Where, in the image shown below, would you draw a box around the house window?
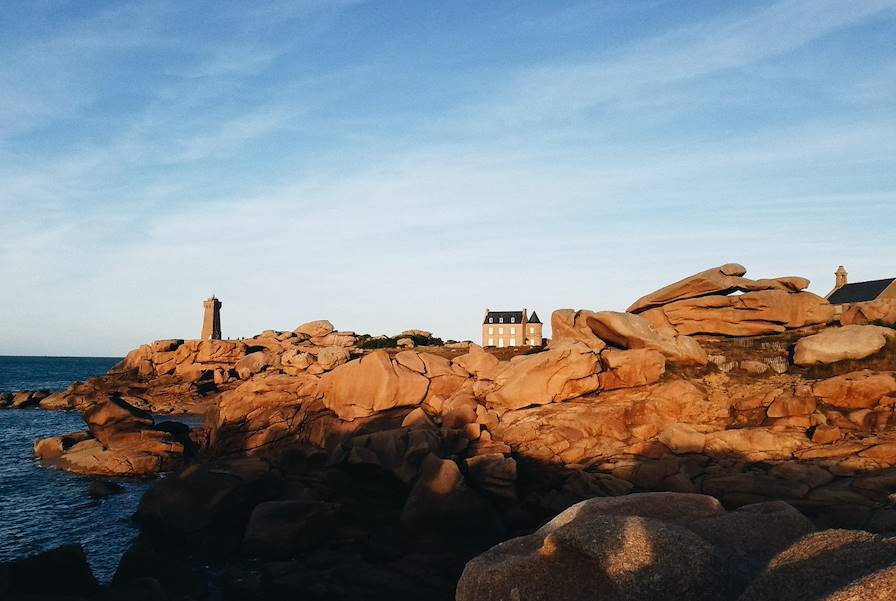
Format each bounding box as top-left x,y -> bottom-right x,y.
498,338 -> 505,347
529,326 -> 534,334
488,338 -> 494,346
488,327 -> 493,335
499,327 -> 504,335
510,327 -> 515,335
499,317 -> 503,323
489,318 -> 493,323
510,317 -> 515,323
510,338 -> 516,346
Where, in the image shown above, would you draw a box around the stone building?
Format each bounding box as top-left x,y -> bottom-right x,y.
826,266 -> 896,304
482,308 -> 543,348
201,296 -> 222,340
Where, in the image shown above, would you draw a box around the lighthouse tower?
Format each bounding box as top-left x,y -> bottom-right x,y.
201,296 -> 222,340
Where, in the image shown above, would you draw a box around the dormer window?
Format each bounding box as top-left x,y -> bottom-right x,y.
499,318 -> 503,323
489,318 -> 493,323
510,317 -> 515,323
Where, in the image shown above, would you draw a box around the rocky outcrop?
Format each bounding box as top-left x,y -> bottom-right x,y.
0,389 -> 50,409
0,544 -> 98,599
484,343 -> 601,410
549,309 -> 607,351
794,324 -> 895,365
627,263 -> 809,314
318,351 -> 430,420
738,529 -> 896,601
456,493 -> 815,601
627,264 -> 835,338
841,298 -> 896,327
16,264 -> 896,598
585,310 -> 708,366
642,290 -> 834,337
31,321 -> 361,416
35,396 -> 193,476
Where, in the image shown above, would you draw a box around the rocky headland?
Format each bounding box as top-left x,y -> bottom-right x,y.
5,263 -> 896,600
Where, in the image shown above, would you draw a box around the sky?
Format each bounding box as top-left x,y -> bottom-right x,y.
1,0 -> 895,356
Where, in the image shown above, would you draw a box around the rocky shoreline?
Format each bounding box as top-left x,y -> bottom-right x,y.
4,263 -> 896,600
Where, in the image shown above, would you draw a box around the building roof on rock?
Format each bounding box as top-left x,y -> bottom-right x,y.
827,278 -> 895,304
484,311 -> 524,324
527,311 -> 542,324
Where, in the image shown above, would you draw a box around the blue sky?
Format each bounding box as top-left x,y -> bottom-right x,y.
1,0 -> 895,356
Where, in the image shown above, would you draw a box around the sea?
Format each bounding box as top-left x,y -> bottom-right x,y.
0,356 -> 202,582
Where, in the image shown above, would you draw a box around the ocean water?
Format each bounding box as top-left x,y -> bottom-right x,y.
0,356 -> 199,582
0,355 -> 121,393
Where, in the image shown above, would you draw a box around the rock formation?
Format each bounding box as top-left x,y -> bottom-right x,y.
456,493 -> 816,601
14,263 -> 896,599
35,396 -> 194,476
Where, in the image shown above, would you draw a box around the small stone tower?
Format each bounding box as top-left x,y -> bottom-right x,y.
201,296 -> 222,340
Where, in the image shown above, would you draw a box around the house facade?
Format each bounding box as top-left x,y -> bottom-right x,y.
826,266 -> 896,304
482,308 -> 543,348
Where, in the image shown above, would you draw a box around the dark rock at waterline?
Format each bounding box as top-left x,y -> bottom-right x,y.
0,389 -> 51,409
104,576 -> 169,601
0,543 -> 98,598
113,536 -> 207,600
88,479 -> 126,498
134,457 -> 283,557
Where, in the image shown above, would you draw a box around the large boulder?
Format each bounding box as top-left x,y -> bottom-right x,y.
456,493 -> 728,601
738,529 -> 896,601
294,319 -> 334,339
82,396 -> 154,445
234,351 -> 270,380
841,298 -> 896,327
210,373 -> 321,455
135,458 -> 280,542
642,290 -> 834,337
453,344 -> 500,379
549,309 -> 607,351
703,428 -> 808,462
813,370 -> 896,410
627,263 -> 809,314
1,544 -> 98,598
484,342 -> 601,410
395,351 -> 468,401
318,351 -> 429,420
794,325 -> 895,366
314,346 -> 351,371
113,537 -> 207,599
401,454 -> 502,542
36,431 -> 185,476
585,311 -> 708,366
242,500 -> 340,558
599,348 -> 666,390
687,502 -> 816,593
195,339 -> 247,364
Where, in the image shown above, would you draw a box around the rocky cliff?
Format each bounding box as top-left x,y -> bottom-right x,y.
16,263 -> 896,600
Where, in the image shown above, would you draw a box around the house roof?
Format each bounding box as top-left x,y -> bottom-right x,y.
484,311 -> 523,324
528,311 -> 542,324
827,278 -> 895,304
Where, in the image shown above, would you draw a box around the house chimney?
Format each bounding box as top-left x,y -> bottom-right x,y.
522,307 -> 528,324
835,265 -> 848,289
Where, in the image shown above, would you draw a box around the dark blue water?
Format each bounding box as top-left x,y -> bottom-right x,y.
0,355 -> 121,392
0,356 -> 200,582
